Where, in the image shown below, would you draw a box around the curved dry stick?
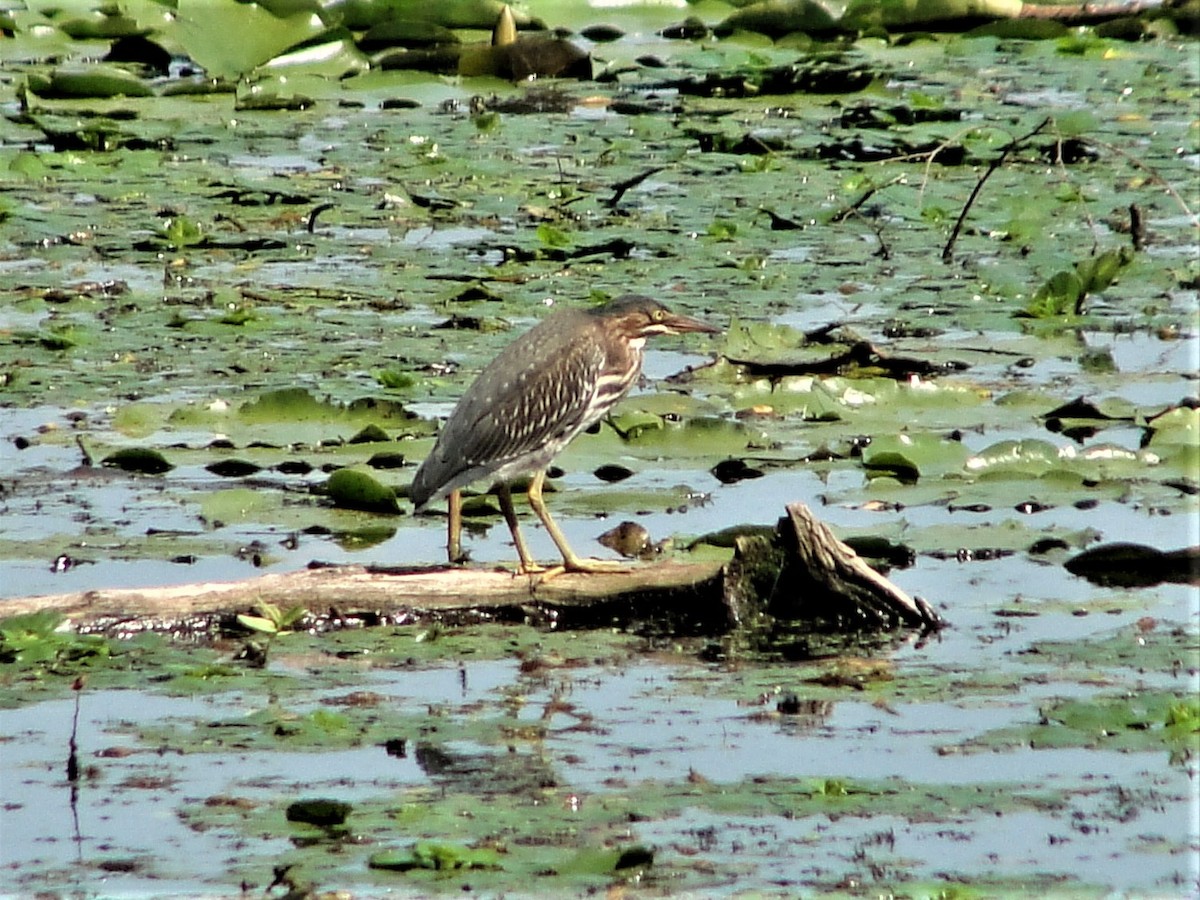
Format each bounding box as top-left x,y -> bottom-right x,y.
942,116 -> 1053,263
1082,136 -> 1196,223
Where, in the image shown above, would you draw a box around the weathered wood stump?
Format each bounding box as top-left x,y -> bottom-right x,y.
727,503 -> 942,631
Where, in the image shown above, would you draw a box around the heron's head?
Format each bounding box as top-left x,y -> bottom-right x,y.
591,294 -> 719,341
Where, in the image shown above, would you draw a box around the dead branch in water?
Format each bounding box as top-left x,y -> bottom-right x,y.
4,503 -> 944,638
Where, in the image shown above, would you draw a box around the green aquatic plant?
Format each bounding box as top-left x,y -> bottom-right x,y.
236,601 -> 308,638
0,612 -> 110,669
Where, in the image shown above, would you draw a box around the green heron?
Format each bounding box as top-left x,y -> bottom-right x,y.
410,294 -> 719,574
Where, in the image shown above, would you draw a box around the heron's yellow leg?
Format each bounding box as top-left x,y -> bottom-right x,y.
447,488 -> 464,564
526,471 -> 627,577
496,483 -> 547,575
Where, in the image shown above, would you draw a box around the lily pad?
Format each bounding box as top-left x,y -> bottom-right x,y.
171,0 -> 332,80
1065,542 -> 1200,588
286,798 -> 353,827
27,65 -> 154,99
326,468 -> 401,514
101,447 -> 174,474
861,433 -> 971,480
368,841 -> 502,872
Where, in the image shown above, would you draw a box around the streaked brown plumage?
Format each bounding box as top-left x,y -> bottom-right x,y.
411,295 -> 718,574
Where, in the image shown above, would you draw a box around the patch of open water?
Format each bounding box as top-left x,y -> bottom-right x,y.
636,806 -> 1196,895
2,653 -> 1195,894
401,224 -> 497,249
227,153 -> 324,174
0,662 -> 521,889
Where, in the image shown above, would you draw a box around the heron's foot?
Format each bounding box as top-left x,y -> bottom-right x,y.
511,558 -> 629,581
541,557 -> 630,581
512,561 -> 552,577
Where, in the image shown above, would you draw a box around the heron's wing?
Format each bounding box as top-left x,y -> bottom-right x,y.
410,315 -> 608,504
457,327 -> 607,467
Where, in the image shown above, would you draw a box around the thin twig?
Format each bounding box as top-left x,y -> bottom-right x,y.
1046,124 -> 1101,256
942,116 -> 1053,263
841,208 -> 891,260
307,202 -> 335,233
1130,203 -> 1146,252
830,174 -> 907,223
605,166 -> 667,208
67,676 -> 83,783
74,435 -> 92,467
68,676 -> 84,861
916,123 -> 987,205
1082,136 -> 1196,222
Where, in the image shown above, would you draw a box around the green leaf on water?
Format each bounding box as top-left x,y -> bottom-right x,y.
608,410 -> 664,440
8,151 -> 48,179
39,326 -> 79,351
326,468 -> 401,514
920,204 -> 950,225
28,65 -> 154,99
170,0 -> 332,80
536,223 -> 571,249
374,369 -> 417,390
814,777 -> 851,797
1147,406 -> 1199,449
286,798 -> 353,827
844,0 -> 1024,30
966,439 -> 1062,477
338,0 -> 529,30
237,601 -> 308,635
348,423 -> 390,444
473,111 -> 501,133
102,447 -> 174,474
163,215 -> 203,249
791,380 -> 844,421
236,615 -> 278,635
199,488 -> 277,525
260,34 -> 370,79
1056,30 -> 1108,56
1024,249 -> 1133,318
1025,269 -> 1084,318
1054,110 -> 1098,137
239,388 -> 335,423
331,524 -> 397,550
1076,248 -> 1132,293
862,433 -> 971,480
1065,542 -> 1199,588
1165,700 -> 1199,732
560,844 -> 653,875
0,611 -> 111,667
722,317 -> 808,360
369,841 -> 502,871
0,612 -> 69,662
216,306 -> 258,326
307,708 -> 352,735
706,219 -> 738,241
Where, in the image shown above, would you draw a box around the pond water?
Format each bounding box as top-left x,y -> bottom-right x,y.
3,642 -> 1196,894
1,1 -> 1198,896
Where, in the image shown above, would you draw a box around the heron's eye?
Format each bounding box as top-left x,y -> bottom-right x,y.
652,309 -> 665,322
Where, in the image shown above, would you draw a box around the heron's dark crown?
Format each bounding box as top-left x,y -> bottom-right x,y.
587,294 -> 718,339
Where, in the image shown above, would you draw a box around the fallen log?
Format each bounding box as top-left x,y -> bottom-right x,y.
4,560 -> 729,638
2,503 -> 944,637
